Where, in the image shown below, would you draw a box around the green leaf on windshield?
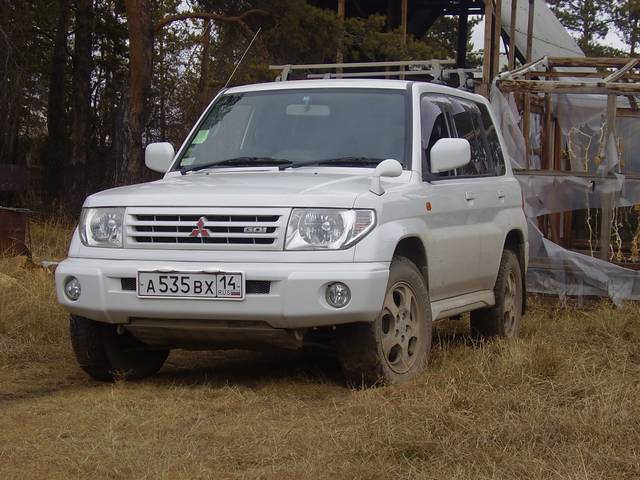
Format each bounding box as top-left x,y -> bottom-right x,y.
192,130 -> 209,144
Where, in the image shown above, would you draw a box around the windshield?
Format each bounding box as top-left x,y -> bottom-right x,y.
176,89 -> 408,171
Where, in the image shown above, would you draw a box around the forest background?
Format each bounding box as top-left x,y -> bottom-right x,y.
1,0 -> 637,214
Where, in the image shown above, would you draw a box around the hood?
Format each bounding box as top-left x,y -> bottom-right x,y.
84,168 -> 411,208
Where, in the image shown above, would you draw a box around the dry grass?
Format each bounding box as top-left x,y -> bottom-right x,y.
1,220 -> 640,479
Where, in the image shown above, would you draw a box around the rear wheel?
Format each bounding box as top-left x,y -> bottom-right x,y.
70,316 -> 169,381
336,256 -> 432,387
470,249 -> 523,339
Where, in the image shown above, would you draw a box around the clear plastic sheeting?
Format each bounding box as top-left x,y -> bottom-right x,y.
517,174 -> 640,217
490,83 -> 640,304
527,220 -> 640,305
490,85 -> 538,170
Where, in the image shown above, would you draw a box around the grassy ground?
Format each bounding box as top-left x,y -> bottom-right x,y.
1,220 -> 640,479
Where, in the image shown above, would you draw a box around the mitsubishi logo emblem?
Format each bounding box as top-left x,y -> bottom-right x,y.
189,217 -> 210,238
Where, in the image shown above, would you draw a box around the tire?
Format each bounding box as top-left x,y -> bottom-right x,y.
69,315 -> 169,381
470,249 -> 523,340
336,256 -> 432,387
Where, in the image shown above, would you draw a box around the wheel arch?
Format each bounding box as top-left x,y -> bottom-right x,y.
393,236 -> 429,290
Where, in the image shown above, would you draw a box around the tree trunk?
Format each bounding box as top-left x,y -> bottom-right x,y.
116,0 -> 154,185
68,0 -> 94,210
43,0 -> 71,205
0,2 -> 22,168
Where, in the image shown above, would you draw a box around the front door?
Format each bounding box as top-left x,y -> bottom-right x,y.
418,93 -> 507,300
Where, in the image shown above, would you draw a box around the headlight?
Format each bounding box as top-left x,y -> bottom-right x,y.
79,207 -> 124,248
285,209 -> 375,250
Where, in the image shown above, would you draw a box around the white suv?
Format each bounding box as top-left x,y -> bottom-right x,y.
55,79 -> 528,386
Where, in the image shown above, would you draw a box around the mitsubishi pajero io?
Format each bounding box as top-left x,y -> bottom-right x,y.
55,79 -> 528,386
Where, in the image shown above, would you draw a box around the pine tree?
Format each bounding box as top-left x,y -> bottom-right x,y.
547,0 -> 612,55
612,0 -> 640,54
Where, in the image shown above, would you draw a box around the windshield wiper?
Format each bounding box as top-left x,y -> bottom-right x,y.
280,157 -> 387,170
181,157 -> 292,174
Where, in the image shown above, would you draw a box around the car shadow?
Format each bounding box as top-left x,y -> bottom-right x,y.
432,317 -> 475,349
152,320 -> 476,388
153,348 -> 345,388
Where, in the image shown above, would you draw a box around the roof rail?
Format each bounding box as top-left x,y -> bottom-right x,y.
268,60 -> 481,88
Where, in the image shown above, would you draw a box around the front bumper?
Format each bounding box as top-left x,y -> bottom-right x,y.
55,258 -> 389,329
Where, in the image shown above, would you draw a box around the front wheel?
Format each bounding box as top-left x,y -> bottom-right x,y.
336,256 -> 432,387
70,316 -> 169,381
470,249 -> 523,339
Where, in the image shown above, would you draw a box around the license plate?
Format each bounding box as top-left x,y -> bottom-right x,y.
137,271 -> 244,300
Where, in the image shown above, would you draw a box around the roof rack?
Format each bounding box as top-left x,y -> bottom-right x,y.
269,60 -> 481,86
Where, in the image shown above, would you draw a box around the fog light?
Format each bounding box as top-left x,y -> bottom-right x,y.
64,277 -> 81,301
326,282 -> 350,308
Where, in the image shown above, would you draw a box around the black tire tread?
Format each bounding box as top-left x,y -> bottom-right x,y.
69,316 -> 168,381
470,249 -> 522,339
337,256 -> 432,387
69,316 -> 113,380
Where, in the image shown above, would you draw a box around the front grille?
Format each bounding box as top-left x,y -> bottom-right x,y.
125,207 -> 289,250
120,278 -> 271,294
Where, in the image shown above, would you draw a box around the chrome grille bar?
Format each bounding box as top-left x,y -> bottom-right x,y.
125,207 -> 290,250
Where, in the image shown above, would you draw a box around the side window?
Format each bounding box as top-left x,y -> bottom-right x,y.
477,103 -> 506,175
420,95 -> 506,179
449,99 -> 491,176
420,96 -> 451,179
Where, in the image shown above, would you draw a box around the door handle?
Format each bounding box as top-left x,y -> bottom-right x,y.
465,191 -> 475,201
497,190 -> 506,199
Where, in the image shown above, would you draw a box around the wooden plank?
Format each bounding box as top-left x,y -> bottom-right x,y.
400,0 -> 408,79
525,71 -> 640,79
523,93 -> 531,168
481,0 -> 494,97
502,56 -> 547,79
548,57 -> 636,68
492,0 -> 502,78
603,58 -> 639,83
456,13 -> 469,67
599,94 -> 618,261
541,94 -> 552,170
497,79 -> 640,95
541,93 -> 560,243
401,0 -> 407,44
508,0 -> 517,70
553,119 -> 573,248
336,0 -> 345,68
526,0 -> 534,62
617,108 -> 640,117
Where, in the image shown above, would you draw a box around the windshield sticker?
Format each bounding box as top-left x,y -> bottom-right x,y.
192,130 -> 209,144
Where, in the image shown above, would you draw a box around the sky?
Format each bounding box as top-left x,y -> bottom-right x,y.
470,17 -> 628,54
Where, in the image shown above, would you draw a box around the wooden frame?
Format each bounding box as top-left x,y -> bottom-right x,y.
498,56 -> 640,264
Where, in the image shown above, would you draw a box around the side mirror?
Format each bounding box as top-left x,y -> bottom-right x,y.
145,142 -> 175,173
430,138 -> 471,173
370,158 -> 403,196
